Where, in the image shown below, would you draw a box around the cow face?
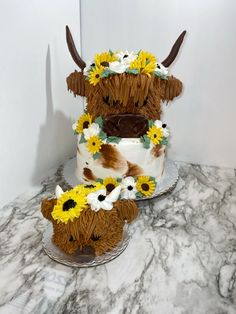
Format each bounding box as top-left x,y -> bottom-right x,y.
41,184 -> 139,256
66,26 -> 185,130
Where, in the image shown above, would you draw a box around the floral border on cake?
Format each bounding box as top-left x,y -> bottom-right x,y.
73,113 -> 169,160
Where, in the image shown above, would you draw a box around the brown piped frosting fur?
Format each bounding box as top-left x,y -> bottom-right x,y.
41,198 -> 139,256
67,72 -> 182,121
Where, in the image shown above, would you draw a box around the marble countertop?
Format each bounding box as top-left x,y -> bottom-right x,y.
0,161 -> 236,314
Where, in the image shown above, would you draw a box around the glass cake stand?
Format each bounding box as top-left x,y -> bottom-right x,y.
42,224 -> 130,267
63,157 -> 179,201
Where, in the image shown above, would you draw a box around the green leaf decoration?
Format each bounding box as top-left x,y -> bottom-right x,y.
135,191 -> 143,199
125,68 -> 139,75
95,116 -> 103,128
154,71 -> 168,80
140,135 -> 150,148
142,134 -> 151,149
79,134 -> 86,144
143,141 -> 150,149
140,136 -> 145,144
109,49 -> 114,56
160,137 -> 168,146
101,69 -> 116,78
99,130 -> 107,140
149,176 -> 156,182
116,177 -> 122,183
74,130 -> 78,135
93,152 -> 101,160
148,120 -> 154,128
96,178 -> 103,183
106,136 -> 122,144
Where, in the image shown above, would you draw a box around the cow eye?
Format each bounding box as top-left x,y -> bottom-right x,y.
103,96 -> 110,105
91,234 -> 101,241
143,97 -> 148,106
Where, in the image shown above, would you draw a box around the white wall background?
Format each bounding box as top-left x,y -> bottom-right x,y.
0,0 -> 83,207
81,0 -> 236,168
1,0 -> 236,207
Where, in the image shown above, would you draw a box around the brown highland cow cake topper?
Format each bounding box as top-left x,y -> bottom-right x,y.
66,26 -> 186,138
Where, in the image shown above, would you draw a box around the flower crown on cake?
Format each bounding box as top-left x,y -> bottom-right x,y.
51,176 -> 157,223
83,50 -> 168,86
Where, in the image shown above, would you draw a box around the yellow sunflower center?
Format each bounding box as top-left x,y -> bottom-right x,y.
102,177 -> 118,193
141,183 -> 150,191
87,135 -> 103,154
147,125 -> 164,145
106,183 -> 115,192
52,189 -> 87,224
62,199 -> 77,211
136,176 -> 156,197
83,121 -> 90,129
76,113 -> 92,134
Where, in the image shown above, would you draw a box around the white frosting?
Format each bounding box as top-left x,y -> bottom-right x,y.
87,186 -> 121,212
76,136 -> 165,183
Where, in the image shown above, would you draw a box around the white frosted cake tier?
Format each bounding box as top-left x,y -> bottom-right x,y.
76,136 -> 166,183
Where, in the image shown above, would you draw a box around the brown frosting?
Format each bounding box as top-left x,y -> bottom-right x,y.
103,114 -> 148,138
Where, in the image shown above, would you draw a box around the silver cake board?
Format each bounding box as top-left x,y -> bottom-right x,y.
63,157 -> 179,201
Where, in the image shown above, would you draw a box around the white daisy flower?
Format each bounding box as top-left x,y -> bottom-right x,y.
115,51 -> 138,65
155,63 -> 168,76
109,61 -> 127,74
83,61 -> 95,76
154,120 -> 169,138
162,124 -> 169,138
72,122 -> 77,131
154,120 -> 162,128
87,185 -> 121,212
83,123 -> 101,140
120,177 -> 137,199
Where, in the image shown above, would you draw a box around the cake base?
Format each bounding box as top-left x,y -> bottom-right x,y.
42,223 -> 130,268
63,157 -> 179,201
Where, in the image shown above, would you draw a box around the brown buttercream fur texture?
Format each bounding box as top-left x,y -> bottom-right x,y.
67,71 -> 182,120
41,198 -> 139,256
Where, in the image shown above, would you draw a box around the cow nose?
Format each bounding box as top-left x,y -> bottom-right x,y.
75,245 -> 95,262
103,113 -> 148,138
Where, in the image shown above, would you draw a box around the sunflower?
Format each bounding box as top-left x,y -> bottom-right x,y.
94,52 -> 118,67
76,113 -> 92,134
129,50 -> 156,77
136,176 -> 156,197
87,135 -> 103,154
147,125 -> 164,145
138,51 -> 156,64
141,61 -> 156,76
103,177 -> 119,193
74,182 -> 105,195
89,66 -> 104,86
52,189 -> 87,224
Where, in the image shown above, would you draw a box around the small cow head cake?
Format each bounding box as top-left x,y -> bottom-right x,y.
41,183 -> 139,256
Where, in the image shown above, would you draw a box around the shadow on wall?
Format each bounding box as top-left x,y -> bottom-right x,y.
32,46 -> 75,185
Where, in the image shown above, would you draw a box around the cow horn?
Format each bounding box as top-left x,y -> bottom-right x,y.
162,30 -> 186,67
55,185 -> 64,199
66,25 -> 86,70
